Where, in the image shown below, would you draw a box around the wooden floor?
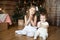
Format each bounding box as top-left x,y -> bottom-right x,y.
0,25 -> 60,40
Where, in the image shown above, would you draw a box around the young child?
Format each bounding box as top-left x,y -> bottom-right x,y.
34,13 -> 49,40
15,6 -> 37,37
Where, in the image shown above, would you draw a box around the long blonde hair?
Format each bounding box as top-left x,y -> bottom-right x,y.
26,6 -> 36,19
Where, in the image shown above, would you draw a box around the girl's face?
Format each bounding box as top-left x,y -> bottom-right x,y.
40,15 -> 46,22
29,7 -> 35,15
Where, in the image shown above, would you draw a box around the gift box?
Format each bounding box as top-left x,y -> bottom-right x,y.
18,19 -> 24,29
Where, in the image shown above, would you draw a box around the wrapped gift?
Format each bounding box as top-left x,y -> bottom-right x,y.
18,19 -> 24,29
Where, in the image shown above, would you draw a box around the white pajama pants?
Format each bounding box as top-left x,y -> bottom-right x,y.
15,25 -> 37,37
34,28 -> 48,40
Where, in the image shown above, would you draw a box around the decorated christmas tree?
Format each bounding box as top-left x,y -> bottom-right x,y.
12,0 -> 46,23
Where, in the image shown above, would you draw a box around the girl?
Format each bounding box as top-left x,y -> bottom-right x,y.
15,6 -> 37,37
34,13 -> 49,40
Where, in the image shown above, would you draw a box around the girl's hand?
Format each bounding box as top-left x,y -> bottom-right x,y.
29,15 -> 33,20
